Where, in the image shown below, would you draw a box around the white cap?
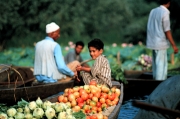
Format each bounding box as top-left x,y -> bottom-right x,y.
46,22 -> 60,33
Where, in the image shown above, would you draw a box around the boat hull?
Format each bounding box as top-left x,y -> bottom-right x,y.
0,80 -> 74,105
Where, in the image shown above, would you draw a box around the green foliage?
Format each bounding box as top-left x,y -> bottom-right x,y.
0,99 -> 28,113
1,0 -> 180,49
72,110 -> 86,119
111,64 -> 128,84
1,43 -> 180,70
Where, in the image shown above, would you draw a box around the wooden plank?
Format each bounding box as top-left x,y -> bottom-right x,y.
133,100 -> 180,117
0,80 -> 74,105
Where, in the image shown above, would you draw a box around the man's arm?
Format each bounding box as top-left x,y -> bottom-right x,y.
54,44 -> 74,77
165,30 -> 178,54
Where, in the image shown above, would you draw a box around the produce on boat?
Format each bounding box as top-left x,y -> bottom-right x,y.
0,81 -> 123,119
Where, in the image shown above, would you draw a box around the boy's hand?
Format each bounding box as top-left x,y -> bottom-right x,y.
76,65 -> 82,71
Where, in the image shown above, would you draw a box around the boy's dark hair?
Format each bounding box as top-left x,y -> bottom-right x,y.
76,41 -> 84,48
88,38 -> 104,50
159,0 -> 171,5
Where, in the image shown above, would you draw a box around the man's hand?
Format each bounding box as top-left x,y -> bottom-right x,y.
173,46 -> 178,54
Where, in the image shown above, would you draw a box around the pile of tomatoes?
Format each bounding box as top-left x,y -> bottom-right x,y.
58,81 -> 121,119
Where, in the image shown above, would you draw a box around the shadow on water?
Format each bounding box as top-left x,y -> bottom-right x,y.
118,95 -> 149,119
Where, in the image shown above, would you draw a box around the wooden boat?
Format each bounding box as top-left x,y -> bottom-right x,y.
123,70 -> 163,100
0,80 -> 75,105
0,64 -> 75,105
43,81 -> 124,119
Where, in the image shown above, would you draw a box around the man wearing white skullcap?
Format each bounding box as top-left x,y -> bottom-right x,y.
46,22 -> 60,33
34,22 -> 78,83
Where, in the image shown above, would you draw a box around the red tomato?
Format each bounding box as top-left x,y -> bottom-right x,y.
83,104 -> 90,111
90,88 -> 97,95
106,99 -> 113,106
81,93 -> 89,101
77,97 -> 84,104
78,102 -> 84,108
63,97 -> 68,103
89,101 -> 96,107
68,88 -> 74,94
79,89 -> 87,96
108,93 -> 115,101
91,106 -> 98,111
94,92 -> 101,98
101,103 -> 107,109
101,86 -> 110,93
58,95 -> 64,102
97,107 -> 102,112
72,106 -> 81,112
68,94 -> 75,102
99,98 -> 106,104
90,115 -> 98,119
96,102 -> 102,108
88,93 -> 93,99
73,92 -> 80,98
86,109 -> 91,114
73,86 -> 80,92
89,80 -> 97,86
101,93 -> 108,99
92,96 -> 98,102
86,99 -> 91,105
86,116 -> 91,119
71,100 -> 77,107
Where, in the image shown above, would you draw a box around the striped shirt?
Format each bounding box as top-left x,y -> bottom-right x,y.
81,55 -> 112,87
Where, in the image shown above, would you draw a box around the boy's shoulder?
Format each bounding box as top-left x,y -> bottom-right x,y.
96,55 -> 108,61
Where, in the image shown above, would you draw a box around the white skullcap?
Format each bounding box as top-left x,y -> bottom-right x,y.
46,22 -> 60,33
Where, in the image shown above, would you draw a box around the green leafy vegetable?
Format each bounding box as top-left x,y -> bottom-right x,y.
111,64 -> 128,84
72,110 -> 86,119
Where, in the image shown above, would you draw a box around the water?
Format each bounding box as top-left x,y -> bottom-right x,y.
118,95 -> 149,119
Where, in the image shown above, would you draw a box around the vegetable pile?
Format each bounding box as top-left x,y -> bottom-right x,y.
0,97 -> 85,119
58,80 -> 121,119
0,81 -> 121,119
138,54 -> 152,70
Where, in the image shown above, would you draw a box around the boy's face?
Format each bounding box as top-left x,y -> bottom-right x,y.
89,47 -> 103,59
75,45 -> 83,55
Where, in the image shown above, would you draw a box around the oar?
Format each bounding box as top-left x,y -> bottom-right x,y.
80,58 -> 93,65
132,100 -> 180,117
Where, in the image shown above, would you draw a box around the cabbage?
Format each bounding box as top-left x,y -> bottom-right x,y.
14,112 -> 24,119
42,100 -> 52,110
66,108 -> 72,115
66,115 -> 76,119
24,113 -> 33,119
58,111 -> 67,119
17,108 -> 23,113
54,103 -> 65,112
7,108 -> 17,117
24,105 -> 30,113
28,101 -> 37,110
33,108 -> 44,119
45,107 -> 56,119
0,113 -> 8,119
36,97 -> 43,107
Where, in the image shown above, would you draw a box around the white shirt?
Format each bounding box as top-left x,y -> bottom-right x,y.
146,5 -> 171,50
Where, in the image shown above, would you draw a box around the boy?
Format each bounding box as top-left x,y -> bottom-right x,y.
76,38 -> 112,87
64,41 -> 85,64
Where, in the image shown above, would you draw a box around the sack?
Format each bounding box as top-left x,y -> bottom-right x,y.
10,67 -> 34,82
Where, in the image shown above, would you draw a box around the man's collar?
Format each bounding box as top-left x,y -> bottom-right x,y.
160,5 -> 170,13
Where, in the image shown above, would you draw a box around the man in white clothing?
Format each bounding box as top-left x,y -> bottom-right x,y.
146,0 -> 178,80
